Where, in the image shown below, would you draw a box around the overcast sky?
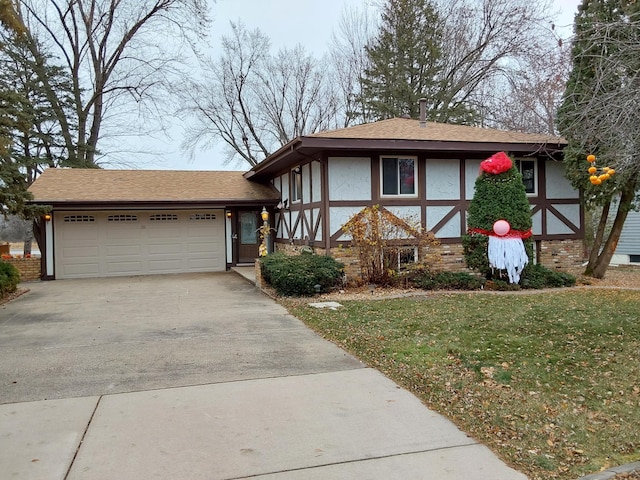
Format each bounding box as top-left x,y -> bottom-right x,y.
135,0 -> 583,172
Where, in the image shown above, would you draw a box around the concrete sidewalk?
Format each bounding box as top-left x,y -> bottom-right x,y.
0,273 -> 527,479
1,370 -> 526,480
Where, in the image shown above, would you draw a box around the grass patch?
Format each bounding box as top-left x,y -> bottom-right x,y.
281,290 -> 640,480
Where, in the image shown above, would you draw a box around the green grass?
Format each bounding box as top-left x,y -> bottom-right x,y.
281,290 -> 640,480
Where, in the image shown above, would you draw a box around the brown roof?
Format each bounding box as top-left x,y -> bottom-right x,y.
247,117 -> 566,179
309,117 -> 566,144
29,169 -> 280,204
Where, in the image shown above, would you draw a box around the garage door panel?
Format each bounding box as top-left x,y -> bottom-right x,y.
148,259 -> 183,273
186,258 -> 221,270
105,244 -> 142,256
55,210 -> 225,279
147,243 -> 182,255
106,228 -> 142,241
61,226 -> 99,243
147,226 -> 180,239
62,246 -> 99,258
63,263 -> 100,277
187,241 -> 220,253
106,261 -> 143,275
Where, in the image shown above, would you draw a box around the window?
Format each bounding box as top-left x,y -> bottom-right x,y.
149,214 -> 178,221
291,167 -> 302,202
189,213 -> 216,221
64,215 -> 95,222
384,246 -> 417,273
381,157 -> 416,196
515,159 -> 537,195
107,214 -> 138,222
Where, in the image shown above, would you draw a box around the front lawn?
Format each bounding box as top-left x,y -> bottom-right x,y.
282,289 -> 640,480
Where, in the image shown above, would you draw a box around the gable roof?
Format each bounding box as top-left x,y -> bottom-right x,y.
29,169 -> 280,206
309,117 -> 565,144
247,117 -> 566,179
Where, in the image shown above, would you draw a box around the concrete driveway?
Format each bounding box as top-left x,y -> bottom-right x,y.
0,272 -> 361,404
0,273 -> 526,480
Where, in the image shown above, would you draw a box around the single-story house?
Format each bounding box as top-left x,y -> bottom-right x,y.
29,115 -> 584,280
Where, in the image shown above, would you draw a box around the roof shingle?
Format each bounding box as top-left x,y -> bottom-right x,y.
309,117 -> 566,144
28,169 -> 279,203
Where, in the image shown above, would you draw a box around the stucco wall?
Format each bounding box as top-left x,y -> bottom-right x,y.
328,157 -> 371,201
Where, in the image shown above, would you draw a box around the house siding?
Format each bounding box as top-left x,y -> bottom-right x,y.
615,211 -> 640,262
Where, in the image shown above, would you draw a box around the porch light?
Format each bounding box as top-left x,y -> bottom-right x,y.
44,214 -> 52,221
226,211 -> 232,218
261,207 -> 269,222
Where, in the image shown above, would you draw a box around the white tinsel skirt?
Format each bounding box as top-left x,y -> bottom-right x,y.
487,236 -> 529,284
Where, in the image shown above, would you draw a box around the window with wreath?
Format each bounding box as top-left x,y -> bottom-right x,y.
381,157 -> 416,196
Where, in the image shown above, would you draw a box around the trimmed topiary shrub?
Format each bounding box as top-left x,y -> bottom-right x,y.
410,269 -> 485,291
260,251 -> 344,296
0,261 -> 20,297
463,156 -> 533,282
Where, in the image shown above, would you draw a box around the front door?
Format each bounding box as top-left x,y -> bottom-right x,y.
237,210 -> 260,263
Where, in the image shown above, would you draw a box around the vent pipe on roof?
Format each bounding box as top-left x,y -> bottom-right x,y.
419,98 -> 427,128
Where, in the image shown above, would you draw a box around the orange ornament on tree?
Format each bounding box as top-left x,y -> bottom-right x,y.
587,154 -> 596,163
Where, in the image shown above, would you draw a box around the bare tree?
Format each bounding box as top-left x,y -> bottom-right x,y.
328,2 -> 377,126
431,0 -> 558,124
13,0 -> 210,167
328,0 -> 560,126
484,40 -> 570,135
182,22 -> 340,168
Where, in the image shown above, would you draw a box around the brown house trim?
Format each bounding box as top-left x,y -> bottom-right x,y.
247,136 -> 566,180
38,200 -> 279,210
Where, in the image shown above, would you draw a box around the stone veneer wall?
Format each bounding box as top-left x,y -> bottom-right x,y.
2,257 -> 41,281
275,239 -> 585,283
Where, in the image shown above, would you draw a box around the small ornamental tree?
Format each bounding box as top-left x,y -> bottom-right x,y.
342,205 -> 439,285
463,152 -> 533,283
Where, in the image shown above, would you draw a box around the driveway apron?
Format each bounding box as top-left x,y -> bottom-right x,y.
0,273 -> 526,479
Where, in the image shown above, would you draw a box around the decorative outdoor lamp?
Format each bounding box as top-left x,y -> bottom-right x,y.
259,207 -> 270,256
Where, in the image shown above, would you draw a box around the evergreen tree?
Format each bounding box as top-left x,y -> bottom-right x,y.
0,34 -> 71,218
360,0 -> 445,120
557,0 -> 640,278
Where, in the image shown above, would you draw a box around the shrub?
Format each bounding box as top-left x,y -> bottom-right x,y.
521,264 -> 576,289
411,269 -> 484,291
342,205 -> 439,285
463,160 -> 533,282
0,261 -> 20,297
260,251 -> 344,296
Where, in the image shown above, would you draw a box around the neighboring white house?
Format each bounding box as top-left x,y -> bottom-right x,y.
613,210 -> 640,265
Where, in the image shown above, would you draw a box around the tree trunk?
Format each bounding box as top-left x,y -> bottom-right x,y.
586,199 -> 610,269
585,174 -> 638,278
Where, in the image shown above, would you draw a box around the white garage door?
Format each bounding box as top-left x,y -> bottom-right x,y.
54,210 -> 225,279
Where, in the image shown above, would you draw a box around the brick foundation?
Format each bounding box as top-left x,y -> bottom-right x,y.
2,257 -> 41,282
274,239 -> 585,283
537,239 -> 584,271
